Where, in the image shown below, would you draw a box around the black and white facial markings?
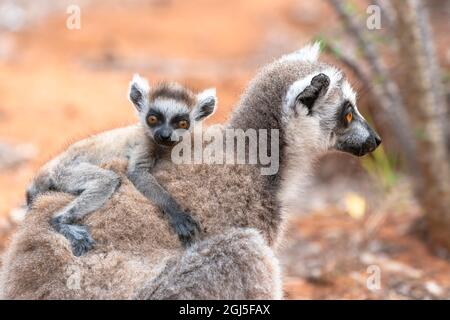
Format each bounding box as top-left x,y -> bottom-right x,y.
128,74 -> 217,147
283,64 -> 381,157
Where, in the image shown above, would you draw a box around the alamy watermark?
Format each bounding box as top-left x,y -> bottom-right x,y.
170,124 -> 280,176
366,264 -> 381,291
66,5 -> 81,30
65,265 -> 81,290
366,4 -> 382,30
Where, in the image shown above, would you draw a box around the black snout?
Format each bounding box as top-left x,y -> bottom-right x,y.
155,128 -> 176,146
361,135 -> 380,155
159,130 -> 171,140
336,128 -> 382,157
375,135 -> 382,147
356,122 -> 382,156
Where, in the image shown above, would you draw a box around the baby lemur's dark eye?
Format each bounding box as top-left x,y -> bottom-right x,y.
178,120 -> 189,129
147,115 -> 158,125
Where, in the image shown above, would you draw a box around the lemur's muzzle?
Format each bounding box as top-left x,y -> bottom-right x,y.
359,133 -> 382,156
154,127 -> 177,147
336,121 -> 382,157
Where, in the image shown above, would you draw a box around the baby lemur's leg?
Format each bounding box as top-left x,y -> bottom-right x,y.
127,151 -> 200,246
51,162 -> 121,256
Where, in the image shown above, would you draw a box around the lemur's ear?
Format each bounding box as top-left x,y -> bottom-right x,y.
296,73 -> 330,113
193,88 -> 217,121
284,73 -> 330,116
128,74 -> 150,112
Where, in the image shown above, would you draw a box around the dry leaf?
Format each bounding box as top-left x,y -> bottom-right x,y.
344,192 -> 366,220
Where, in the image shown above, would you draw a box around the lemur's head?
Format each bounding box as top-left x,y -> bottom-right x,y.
128,74 -> 217,146
280,43 -> 381,157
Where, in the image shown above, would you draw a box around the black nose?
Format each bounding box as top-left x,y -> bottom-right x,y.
375,135 -> 382,147
160,131 -> 171,140
157,128 -> 172,141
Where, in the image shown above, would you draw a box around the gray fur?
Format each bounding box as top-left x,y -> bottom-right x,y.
134,228 -> 281,299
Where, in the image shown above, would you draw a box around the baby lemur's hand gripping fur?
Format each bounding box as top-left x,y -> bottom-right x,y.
26,74 -> 217,256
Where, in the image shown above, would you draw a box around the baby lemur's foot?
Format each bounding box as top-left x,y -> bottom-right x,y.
52,218 -> 95,256
170,212 -> 200,247
60,224 -> 95,256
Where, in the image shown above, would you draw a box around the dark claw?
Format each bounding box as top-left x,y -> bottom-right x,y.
55,223 -> 95,256
170,212 -> 200,247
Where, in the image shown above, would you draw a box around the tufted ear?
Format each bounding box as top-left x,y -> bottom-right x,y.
193,88 -> 217,121
279,42 -> 321,63
284,73 -> 331,117
128,74 -> 150,113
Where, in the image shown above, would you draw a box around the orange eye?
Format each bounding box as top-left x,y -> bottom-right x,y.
178,120 -> 189,129
147,115 -> 158,125
346,112 -> 353,123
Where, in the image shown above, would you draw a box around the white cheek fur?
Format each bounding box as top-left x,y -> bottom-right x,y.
342,80 -> 357,106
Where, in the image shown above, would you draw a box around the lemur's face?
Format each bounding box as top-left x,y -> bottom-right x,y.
128,74 -> 217,147
331,97 -> 381,156
145,99 -> 192,147
283,69 -> 381,157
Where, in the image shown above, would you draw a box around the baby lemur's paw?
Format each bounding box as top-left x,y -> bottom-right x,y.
170,212 -> 200,247
56,223 -> 95,257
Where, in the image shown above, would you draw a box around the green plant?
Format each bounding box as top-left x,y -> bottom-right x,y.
361,144 -> 398,190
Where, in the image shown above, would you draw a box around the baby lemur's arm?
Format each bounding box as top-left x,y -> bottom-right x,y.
127,147 -> 199,246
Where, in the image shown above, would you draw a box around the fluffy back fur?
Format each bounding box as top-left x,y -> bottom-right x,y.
0,43 -> 367,299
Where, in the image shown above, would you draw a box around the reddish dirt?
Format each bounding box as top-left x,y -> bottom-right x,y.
282,208 -> 450,299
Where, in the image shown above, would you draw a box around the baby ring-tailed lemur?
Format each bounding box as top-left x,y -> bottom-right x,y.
26,74 -> 217,256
